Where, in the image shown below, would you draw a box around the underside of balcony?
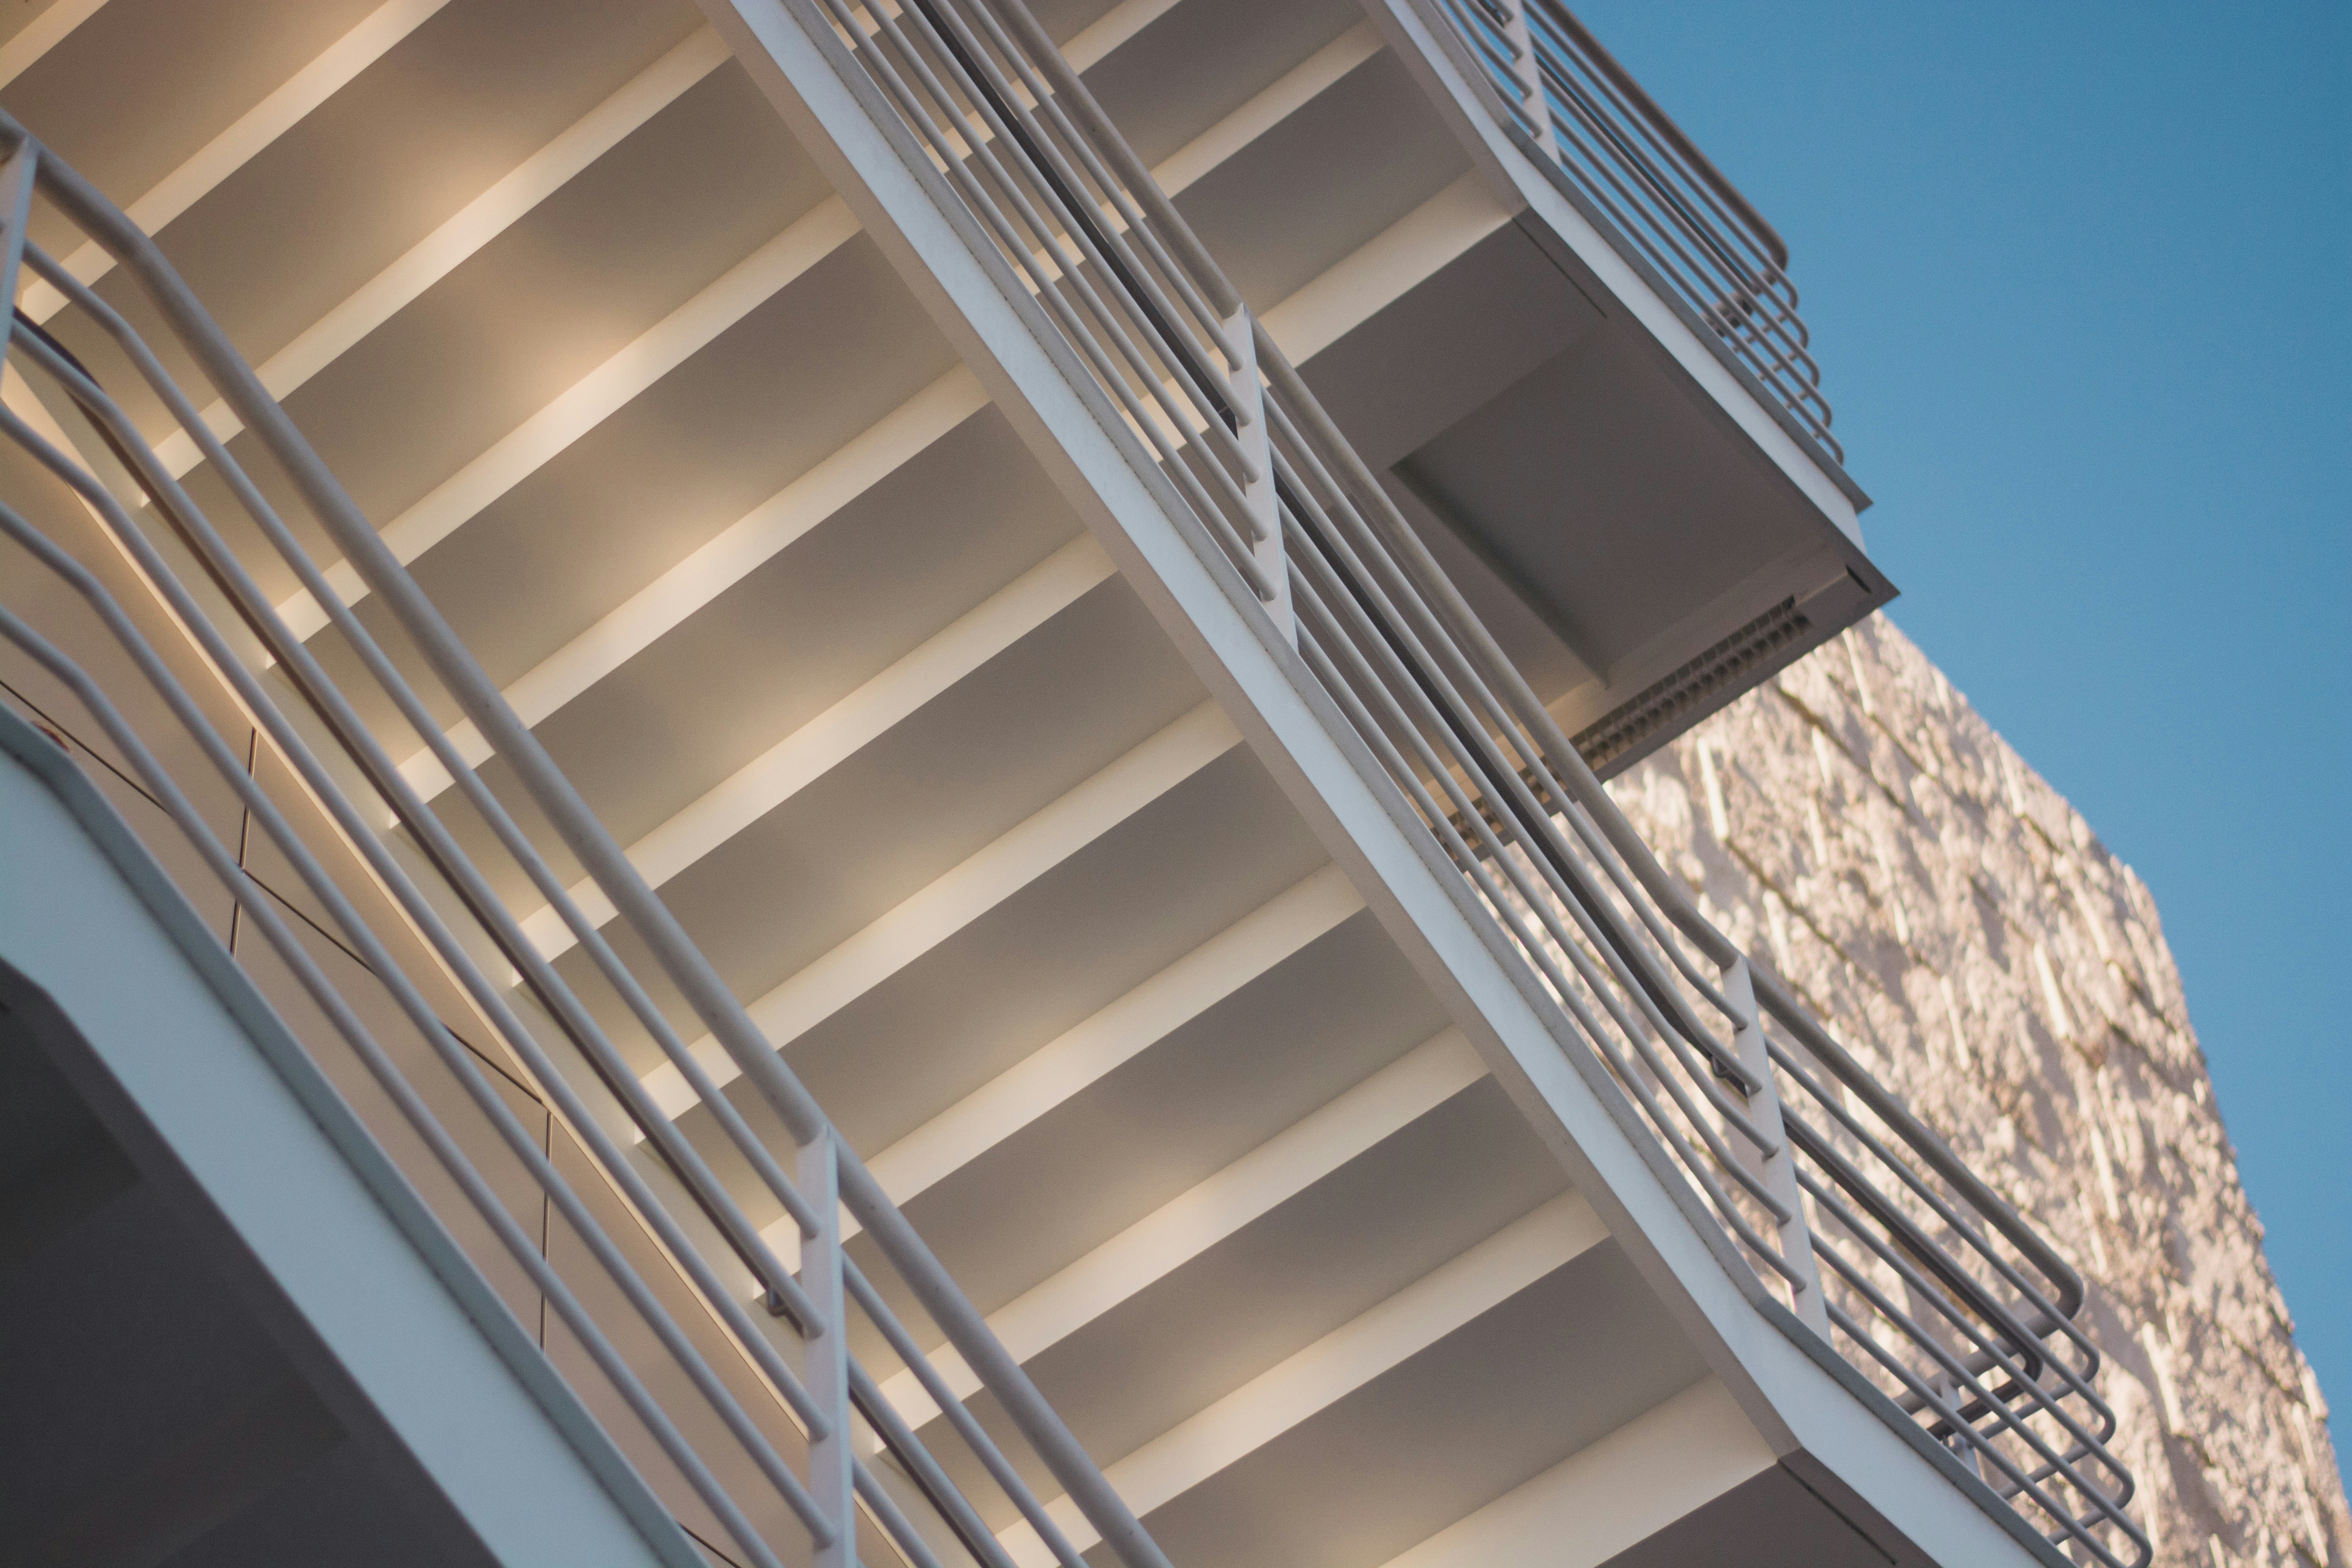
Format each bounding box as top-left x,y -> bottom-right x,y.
0,4 -> 2126,1568
1036,0 -> 1892,774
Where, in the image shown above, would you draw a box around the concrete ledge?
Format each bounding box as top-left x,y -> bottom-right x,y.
0,705 -> 700,1568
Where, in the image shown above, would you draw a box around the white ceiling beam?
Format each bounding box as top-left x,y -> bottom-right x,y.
999,1193 -> 1607,1566
1091,19 -> 1509,369
1259,171 -> 1513,365
1061,0 -> 1181,73
636,697 -> 1241,1117
1149,22 -> 1382,198
0,0 -> 112,90
522,529 -> 1118,958
22,0 -> 458,319
848,862 -> 1367,1216
398,364 -> 987,800
362,9 -> 1435,826
145,27 -> 732,479
868,1025 -> 1484,1420
239,5 -> 1386,658
1375,1377 -> 1773,1568
275,190 -> 858,638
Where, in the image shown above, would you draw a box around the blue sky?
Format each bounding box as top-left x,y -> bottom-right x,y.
1566,1 -> 2350,1421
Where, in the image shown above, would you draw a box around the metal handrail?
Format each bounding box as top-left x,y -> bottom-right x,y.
1427,0 -> 1842,463
1526,3 -> 1789,269
0,0 -> 2130,1554
0,118 -> 1172,1568
1266,325 -> 2141,1565
797,3 -> 2143,1561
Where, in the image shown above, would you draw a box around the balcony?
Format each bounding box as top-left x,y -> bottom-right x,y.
0,4 -> 2136,1567
1042,0 -> 1888,774
1434,0 -> 1840,459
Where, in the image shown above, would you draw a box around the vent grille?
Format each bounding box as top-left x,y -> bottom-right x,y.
1573,597 -> 1810,771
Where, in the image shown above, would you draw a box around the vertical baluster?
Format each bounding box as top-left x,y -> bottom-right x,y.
1726,957 -> 1830,1333
1495,1 -> 1559,159
800,1129 -> 855,1567
1223,307 -> 1291,643
0,137 -> 38,330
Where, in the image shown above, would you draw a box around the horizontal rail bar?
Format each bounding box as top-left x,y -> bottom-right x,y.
0,102 -> 1176,1568
1421,0 -> 1842,460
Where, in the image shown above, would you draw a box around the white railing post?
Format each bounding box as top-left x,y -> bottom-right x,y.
1224,308 -> 1292,644
0,138 -> 38,330
1495,1 -> 1559,159
799,1129 -> 855,1568
1725,957 -> 1830,1334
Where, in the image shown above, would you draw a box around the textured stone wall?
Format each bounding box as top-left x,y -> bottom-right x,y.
1606,615 -> 2346,1567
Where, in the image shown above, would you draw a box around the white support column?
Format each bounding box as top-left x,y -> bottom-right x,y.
1495,1 -> 1559,160
1223,308 -> 1292,644
797,1130 -> 855,1568
1724,957 -> 1829,1335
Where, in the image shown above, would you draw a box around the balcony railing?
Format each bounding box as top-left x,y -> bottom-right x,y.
1427,0 -> 1842,464
0,0 -> 2131,1558
0,118 -> 1172,1568
804,3 -> 2136,1561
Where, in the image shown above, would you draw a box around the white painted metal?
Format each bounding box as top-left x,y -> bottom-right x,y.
800,1129 -> 856,1568
1222,305 -> 1289,643
1490,0 -> 1557,160
0,6 -> 2141,1567
1727,955 -> 1829,1336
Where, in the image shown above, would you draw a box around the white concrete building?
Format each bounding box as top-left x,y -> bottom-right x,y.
0,3 -> 2152,1565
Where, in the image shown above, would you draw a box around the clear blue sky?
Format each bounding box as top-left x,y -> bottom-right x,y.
1568,0 -> 2350,1421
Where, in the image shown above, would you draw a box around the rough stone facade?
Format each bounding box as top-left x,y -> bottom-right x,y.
1607,615 -> 2347,1567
